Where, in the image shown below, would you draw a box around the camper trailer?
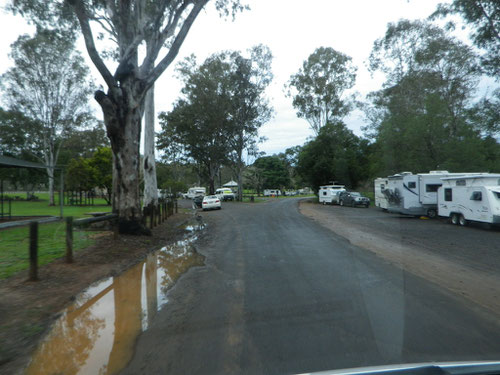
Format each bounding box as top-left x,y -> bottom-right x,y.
438,174 -> 500,226
374,178 -> 389,210
383,171 -> 482,217
263,189 -> 281,197
318,185 -> 346,205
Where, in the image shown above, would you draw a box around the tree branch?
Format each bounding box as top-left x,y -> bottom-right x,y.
145,0 -> 209,90
68,0 -> 116,89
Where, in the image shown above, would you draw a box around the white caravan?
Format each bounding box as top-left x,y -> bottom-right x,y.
318,185 -> 346,205
438,174 -> 500,226
263,189 -> 281,197
184,187 -> 206,199
374,178 -> 389,210
383,171 -> 482,217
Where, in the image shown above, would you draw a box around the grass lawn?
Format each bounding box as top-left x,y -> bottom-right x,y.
1,192 -> 111,218
0,221 -> 96,279
0,192 -> 111,279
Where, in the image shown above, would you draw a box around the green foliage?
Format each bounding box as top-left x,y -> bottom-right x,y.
431,0 -> 500,77
364,19 -> 499,176
66,157 -> 98,192
286,47 -> 357,134
158,47 -> 273,194
296,122 -> 368,192
88,147 -> 112,204
161,180 -> 187,197
252,155 -> 290,190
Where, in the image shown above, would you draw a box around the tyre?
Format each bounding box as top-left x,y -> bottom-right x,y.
340,200 -> 344,206
322,201 -> 326,205
427,208 -> 437,219
459,214 -> 468,226
450,213 -> 459,225
364,203 -> 369,208
351,201 -> 355,207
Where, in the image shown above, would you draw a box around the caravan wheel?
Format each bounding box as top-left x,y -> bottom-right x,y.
450,214 -> 459,225
459,214 -> 468,226
427,209 -> 437,219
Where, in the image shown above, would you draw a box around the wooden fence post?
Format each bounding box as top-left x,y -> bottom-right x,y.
29,221 -> 38,281
66,217 -> 73,263
175,199 -> 178,214
158,204 -> 162,225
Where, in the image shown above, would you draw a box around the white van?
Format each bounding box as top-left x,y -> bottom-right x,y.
318,185 -> 346,205
184,187 -> 206,199
215,188 -> 235,201
438,174 -> 500,226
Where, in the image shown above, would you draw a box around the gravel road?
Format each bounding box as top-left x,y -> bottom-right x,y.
121,198 -> 500,375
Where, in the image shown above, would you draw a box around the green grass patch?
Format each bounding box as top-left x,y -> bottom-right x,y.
0,221 -> 96,279
1,192 -> 111,218
360,191 -> 375,202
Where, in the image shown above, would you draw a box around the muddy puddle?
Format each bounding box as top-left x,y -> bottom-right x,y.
25,220 -> 205,375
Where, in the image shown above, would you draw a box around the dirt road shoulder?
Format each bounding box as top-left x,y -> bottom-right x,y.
299,201 -> 500,318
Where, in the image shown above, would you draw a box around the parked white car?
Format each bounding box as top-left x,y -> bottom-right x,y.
202,195 -> 221,211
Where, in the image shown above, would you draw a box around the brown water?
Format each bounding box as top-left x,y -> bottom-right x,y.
25,223 -> 205,375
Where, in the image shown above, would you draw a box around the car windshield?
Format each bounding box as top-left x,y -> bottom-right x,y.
3,2 -> 500,375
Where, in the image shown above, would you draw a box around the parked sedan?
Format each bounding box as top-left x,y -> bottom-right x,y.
202,195 -> 222,211
339,191 -> 370,208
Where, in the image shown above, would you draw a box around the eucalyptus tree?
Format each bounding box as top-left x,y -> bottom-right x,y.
286,47 -> 357,135
225,45 -> 273,201
157,53 -> 235,194
431,0 -> 500,77
365,19 -> 486,174
1,29 -> 94,205
9,0 -> 246,234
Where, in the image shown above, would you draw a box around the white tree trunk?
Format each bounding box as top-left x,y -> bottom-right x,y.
47,167 -> 55,206
143,85 -> 159,207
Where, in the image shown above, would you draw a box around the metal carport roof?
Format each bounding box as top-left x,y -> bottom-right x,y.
0,155 -> 48,169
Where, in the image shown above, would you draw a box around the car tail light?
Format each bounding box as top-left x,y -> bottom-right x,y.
203,202 -> 207,204
215,200 -> 220,203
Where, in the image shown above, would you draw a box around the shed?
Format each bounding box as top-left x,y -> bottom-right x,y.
223,180 -> 238,188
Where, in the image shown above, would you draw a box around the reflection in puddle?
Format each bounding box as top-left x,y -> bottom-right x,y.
26,222 -> 205,375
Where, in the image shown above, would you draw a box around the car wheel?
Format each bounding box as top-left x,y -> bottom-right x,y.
450,213 -> 459,225
218,207 -> 222,210
351,201 -> 355,207
459,214 -> 468,226
340,200 -> 344,206
322,201 -> 326,205
364,203 -> 369,208
427,209 -> 437,219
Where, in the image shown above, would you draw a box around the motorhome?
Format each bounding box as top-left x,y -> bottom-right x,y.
184,187 -> 206,199
438,174 -> 500,226
318,185 -> 346,205
263,189 -> 281,197
374,178 -> 389,210
383,171 -> 483,217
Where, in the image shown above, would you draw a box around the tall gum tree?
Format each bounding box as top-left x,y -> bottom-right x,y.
286,47 -> 357,135
1,29 -> 94,206
10,0 -> 246,234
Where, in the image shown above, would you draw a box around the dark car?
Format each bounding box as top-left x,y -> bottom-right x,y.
193,194 -> 204,208
339,191 -> 370,208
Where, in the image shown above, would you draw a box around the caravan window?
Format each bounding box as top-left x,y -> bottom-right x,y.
408,182 -> 416,189
470,191 -> 482,201
456,179 -> 466,186
322,191 -> 327,196
380,184 -> 385,189
444,188 -> 452,201
426,184 -> 441,192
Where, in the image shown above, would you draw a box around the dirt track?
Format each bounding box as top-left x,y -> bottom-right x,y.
299,201 -> 500,318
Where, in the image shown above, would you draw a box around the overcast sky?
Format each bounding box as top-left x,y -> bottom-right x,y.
0,0 -> 497,156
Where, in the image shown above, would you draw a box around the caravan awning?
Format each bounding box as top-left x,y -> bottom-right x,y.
0,155 -> 47,169
223,180 -> 238,187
